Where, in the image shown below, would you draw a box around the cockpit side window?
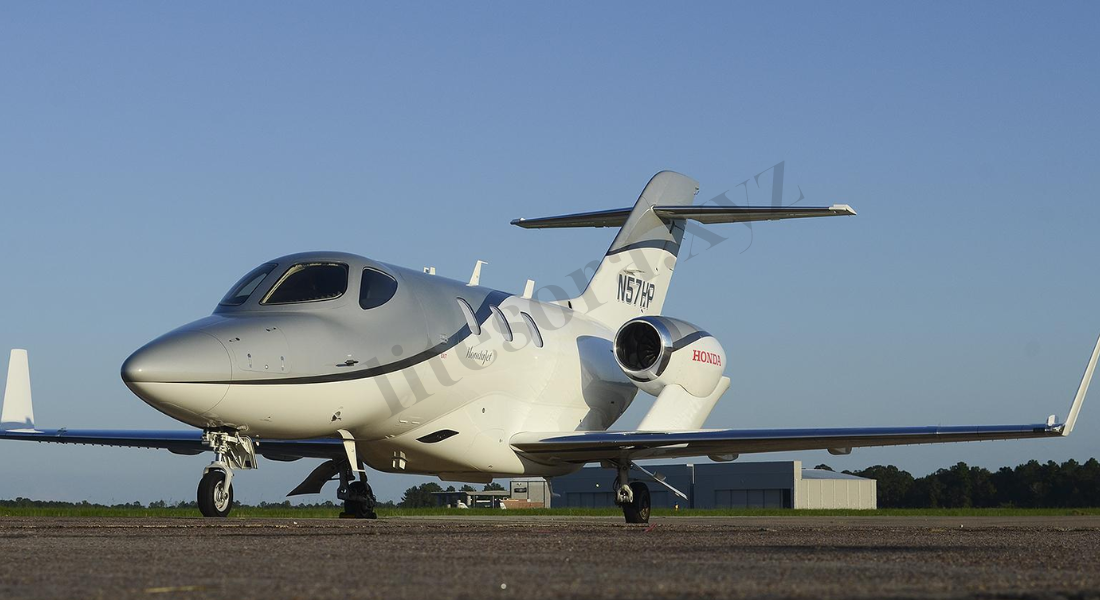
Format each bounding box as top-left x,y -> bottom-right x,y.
219,263 -> 278,306
261,262 -> 349,305
360,268 -> 399,310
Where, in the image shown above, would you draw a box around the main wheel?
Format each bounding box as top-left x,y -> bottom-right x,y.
198,470 -> 233,518
622,481 -> 651,524
342,481 -> 378,519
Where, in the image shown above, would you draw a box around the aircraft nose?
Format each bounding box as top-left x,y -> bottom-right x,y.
122,330 -> 233,384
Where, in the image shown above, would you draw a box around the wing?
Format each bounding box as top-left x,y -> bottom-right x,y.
512,334 -> 1099,465
511,423 -> 1064,464
0,427 -> 345,461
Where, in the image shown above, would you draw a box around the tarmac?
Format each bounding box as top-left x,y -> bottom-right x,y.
1,515 -> 1098,600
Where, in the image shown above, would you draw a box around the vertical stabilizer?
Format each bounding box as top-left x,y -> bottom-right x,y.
571,171 -> 699,328
1,349 -> 34,430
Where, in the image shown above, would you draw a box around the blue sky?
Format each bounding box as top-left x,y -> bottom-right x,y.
1,3 -> 1098,504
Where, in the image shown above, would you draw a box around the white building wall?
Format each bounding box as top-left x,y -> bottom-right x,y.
795,474 -> 876,509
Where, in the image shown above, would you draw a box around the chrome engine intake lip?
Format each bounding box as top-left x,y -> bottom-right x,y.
613,317 -> 673,376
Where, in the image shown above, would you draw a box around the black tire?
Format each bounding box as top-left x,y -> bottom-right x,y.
344,481 -> 378,519
197,470 -> 233,518
622,481 -> 651,524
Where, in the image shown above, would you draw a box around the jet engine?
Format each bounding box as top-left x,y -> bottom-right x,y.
613,316 -> 726,398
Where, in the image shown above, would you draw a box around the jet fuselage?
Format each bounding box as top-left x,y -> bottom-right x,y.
122,251 -> 637,480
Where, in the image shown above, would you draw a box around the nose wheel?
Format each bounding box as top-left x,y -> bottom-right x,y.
196,430 -> 257,518
198,469 -> 234,518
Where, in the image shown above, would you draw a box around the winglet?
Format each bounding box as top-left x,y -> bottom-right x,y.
1,349 -> 35,430
1062,333 -> 1100,435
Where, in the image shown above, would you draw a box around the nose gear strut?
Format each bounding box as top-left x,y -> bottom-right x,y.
197,430 -> 258,518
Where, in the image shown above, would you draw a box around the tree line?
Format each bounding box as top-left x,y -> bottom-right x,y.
398,482 -> 506,508
830,458 -> 1100,508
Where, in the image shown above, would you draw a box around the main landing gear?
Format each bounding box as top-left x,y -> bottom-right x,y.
337,463 -> 378,519
614,463 -> 651,524
197,430 -> 258,518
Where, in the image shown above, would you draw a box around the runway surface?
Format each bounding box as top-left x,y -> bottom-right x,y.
1,515 -> 1098,600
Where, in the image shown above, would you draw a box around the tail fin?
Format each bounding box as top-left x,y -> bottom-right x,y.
510,170 -> 856,329
573,171 -> 698,327
2,349 -> 35,430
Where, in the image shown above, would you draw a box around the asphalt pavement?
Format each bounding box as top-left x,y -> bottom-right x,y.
0,515 -> 1097,599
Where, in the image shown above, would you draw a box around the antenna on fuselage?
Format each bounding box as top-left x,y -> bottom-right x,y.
423,266 -> 436,275
522,279 -> 535,299
468,260 -> 488,286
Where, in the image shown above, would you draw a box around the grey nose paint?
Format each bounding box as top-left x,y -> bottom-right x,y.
121,330 -> 233,384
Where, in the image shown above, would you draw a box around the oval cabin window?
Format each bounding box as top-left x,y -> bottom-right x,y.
456,298 -> 481,336
490,305 -> 513,342
520,312 -> 543,348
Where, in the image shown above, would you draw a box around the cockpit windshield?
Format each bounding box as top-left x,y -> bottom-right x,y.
219,263 -> 278,306
261,262 -> 349,305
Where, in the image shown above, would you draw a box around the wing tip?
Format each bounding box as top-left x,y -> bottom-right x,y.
1,349 -> 34,431
1060,331 -> 1100,436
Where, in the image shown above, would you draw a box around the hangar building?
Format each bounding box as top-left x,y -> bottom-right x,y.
548,460 -> 876,510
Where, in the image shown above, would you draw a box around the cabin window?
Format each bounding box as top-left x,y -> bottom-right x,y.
456,298 -> 481,335
219,263 -> 278,306
520,312 -> 543,348
261,262 -> 349,305
490,305 -> 513,342
359,268 -> 399,310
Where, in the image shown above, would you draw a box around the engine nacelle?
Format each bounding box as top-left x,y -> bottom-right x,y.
613,316 -> 726,397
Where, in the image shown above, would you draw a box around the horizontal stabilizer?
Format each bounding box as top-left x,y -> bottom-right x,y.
653,204 -> 855,224
512,207 -> 633,229
511,204 -> 855,229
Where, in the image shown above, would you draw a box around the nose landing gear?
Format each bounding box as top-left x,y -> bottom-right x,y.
197,430 -> 258,518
